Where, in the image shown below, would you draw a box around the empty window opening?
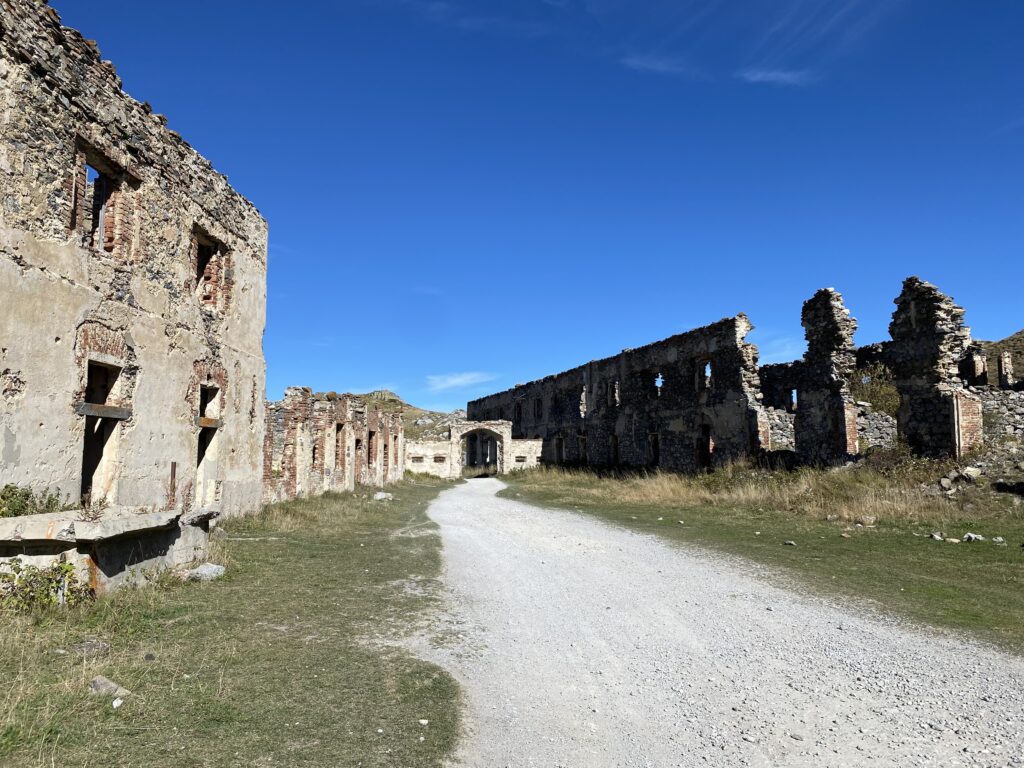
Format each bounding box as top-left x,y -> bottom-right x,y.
648,433 -> 661,467
609,380 -> 620,407
312,438 -> 319,470
81,414 -> 116,505
654,373 -> 664,397
193,228 -> 226,307
514,402 -> 523,423
788,389 -> 798,413
696,359 -> 714,391
73,156 -> 120,252
335,424 -> 346,470
696,424 -> 714,470
197,427 -> 215,470
434,455 -> 447,463
579,386 -> 588,418
554,436 -> 565,464
199,385 -> 219,418
411,456 -> 424,464
383,442 -> 390,469
609,434 -> 620,466
577,434 -> 588,463
515,456 -> 527,463
85,361 -> 120,405
534,398 -> 543,420
355,438 -> 363,466
367,431 -> 376,466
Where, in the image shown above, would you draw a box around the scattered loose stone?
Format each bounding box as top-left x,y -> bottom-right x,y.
945,538 -> 960,545
90,676 -> 130,698
930,532 -> 944,541
68,639 -> 110,658
962,532 -> 986,543
373,492 -> 394,501
184,563 -> 226,582
783,540 -> 797,546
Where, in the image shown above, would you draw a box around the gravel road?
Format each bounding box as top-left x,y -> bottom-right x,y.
423,478 -> 1024,768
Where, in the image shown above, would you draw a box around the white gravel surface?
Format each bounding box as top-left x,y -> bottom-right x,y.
423,478 -> 1024,768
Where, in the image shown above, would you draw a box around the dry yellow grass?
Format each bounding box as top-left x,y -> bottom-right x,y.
517,448 -> 964,524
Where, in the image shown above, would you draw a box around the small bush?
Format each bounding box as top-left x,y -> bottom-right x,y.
0,559 -> 94,612
850,363 -> 900,417
0,484 -> 70,518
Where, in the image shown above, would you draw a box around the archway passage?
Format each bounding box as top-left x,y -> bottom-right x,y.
462,428 -> 505,477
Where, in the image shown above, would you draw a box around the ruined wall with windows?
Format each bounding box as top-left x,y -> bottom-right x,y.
0,1 -> 267,519
468,316 -> 769,472
470,278 -> 1016,471
262,388 -> 403,504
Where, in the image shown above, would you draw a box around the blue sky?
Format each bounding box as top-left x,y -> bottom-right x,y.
54,1 -> 1023,411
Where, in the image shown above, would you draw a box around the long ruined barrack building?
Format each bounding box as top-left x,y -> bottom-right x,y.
469,278 -> 1019,470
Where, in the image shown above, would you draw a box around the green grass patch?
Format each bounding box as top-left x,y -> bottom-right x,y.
502,467 -> 1024,652
0,478 -> 460,767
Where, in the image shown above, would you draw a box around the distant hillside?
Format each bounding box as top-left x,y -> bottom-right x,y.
355,390 -> 465,440
979,330 -> 1024,379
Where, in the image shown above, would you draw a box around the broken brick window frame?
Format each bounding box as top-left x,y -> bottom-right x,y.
69,141 -> 135,256
191,225 -> 230,311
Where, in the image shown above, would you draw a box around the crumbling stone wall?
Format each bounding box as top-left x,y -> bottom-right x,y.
468,316 -> 769,472
0,0 -> 267,517
262,388 -> 403,503
886,278 -> 983,458
471,277 -> 1010,472
975,388 -> 1024,442
793,289 -> 859,465
856,403 -> 897,449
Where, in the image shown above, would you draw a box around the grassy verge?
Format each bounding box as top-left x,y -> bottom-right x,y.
501,462 -> 1024,652
0,478 -> 459,768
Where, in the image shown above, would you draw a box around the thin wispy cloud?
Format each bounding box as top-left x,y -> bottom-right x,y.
736,68 -> 817,87
385,0 -> 900,87
621,54 -> 704,79
426,371 -> 498,392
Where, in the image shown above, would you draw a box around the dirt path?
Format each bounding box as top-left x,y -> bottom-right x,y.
423,478 -> 1024,768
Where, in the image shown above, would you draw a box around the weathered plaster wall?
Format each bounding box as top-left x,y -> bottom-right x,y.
405,420 -> 543,479
0,0 -> 267,517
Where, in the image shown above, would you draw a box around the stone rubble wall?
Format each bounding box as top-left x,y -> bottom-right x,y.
763,407 -> 795,451
857,404 -> 897,449
975,388 -> 1024,442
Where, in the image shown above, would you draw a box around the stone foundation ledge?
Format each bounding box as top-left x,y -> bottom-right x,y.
0,505 -> 219,594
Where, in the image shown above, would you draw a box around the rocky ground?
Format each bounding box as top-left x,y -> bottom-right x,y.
421,479 -> 1024,768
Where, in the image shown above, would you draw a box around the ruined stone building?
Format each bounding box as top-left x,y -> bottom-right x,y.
469,277 -> 1015,471
405,419 -> 542,480
0,1 -> 266,587
262,388 -> 404,504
